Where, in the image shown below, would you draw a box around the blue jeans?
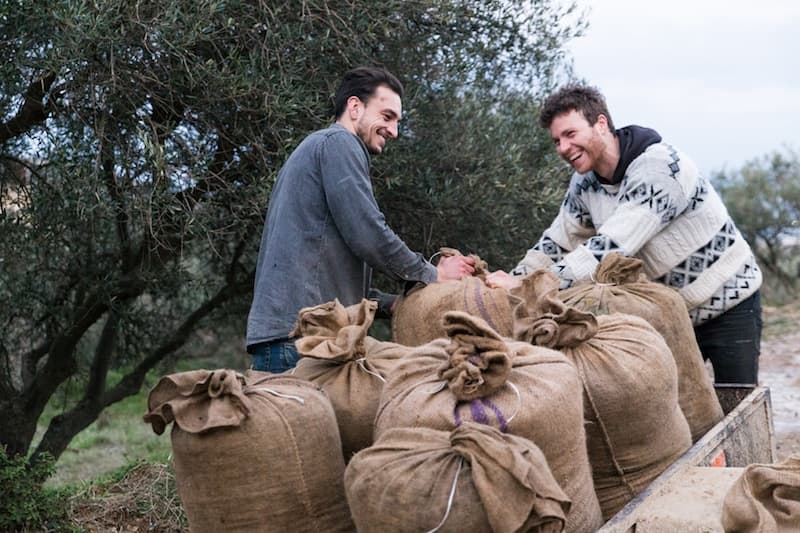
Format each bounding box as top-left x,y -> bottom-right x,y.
249,339 -> 299,373
694,291 -> 762,385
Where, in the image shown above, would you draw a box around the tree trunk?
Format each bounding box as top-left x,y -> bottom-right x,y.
0,399 -> 43,458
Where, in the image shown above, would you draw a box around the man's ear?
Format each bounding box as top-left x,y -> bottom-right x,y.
596,114 -> 609,134
347,96 -> 362,120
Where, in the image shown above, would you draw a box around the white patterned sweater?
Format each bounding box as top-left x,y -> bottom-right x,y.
511,142 -> 761,325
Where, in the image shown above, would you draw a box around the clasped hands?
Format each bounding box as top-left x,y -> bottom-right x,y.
436,256 -> 521,290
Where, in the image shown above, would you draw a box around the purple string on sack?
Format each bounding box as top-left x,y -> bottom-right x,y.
454,399 -> 492,428
451,383 -> 520,432
467,280 -> 498,330
470,399 -> 490,424
453,398 -> 510,433
482,398 -> 509,433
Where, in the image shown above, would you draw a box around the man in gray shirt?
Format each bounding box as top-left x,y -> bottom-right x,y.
246,66 -> 475,372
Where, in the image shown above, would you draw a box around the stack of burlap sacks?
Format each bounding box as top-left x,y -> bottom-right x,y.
143,295 -> 598,532
395,251 -> 722,438
142,252 -> 795,532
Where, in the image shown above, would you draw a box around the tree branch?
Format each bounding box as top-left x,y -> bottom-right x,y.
86,311 -> 120,400
100,127 -> 132,268
30,276 -> 250,463
0,72 -> 56,144
22,276 -> 145,419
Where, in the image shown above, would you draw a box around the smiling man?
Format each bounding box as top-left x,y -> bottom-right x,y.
486,83 -> 763,385
246,66 -> 474,373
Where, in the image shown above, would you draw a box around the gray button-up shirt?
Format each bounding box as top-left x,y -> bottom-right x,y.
246,124 -> 437,348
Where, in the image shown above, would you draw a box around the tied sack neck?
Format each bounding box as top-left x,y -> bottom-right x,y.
511,270 -> 598,349
593,252 -> 648,285
289,298 -> 377,361
438,311 -> 512,401
143,369 -> 251,435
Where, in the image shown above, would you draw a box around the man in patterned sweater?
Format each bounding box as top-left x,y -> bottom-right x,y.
486,83 -> 762,384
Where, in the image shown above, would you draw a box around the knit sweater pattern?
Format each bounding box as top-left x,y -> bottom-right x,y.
512,142 -> 761,325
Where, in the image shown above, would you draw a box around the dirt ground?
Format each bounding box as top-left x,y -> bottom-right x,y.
759,327 -> 800,460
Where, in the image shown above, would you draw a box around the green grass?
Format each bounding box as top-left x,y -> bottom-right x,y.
34,348 -> 250,488
42,388 -> 172,488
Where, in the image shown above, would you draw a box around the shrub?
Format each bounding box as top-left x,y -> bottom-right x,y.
0,446 -> 74,532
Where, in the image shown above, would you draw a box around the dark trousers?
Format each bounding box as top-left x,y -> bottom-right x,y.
694,291 -> 762,385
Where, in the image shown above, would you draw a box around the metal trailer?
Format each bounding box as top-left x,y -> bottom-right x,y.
598,385 -> 776,532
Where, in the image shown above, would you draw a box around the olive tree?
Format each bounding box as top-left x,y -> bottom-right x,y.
0,0 -> 582,464
713,147 -> 800,301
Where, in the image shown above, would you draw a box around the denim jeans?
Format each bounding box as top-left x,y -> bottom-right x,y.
694,291 -> 762,385
249,338 -> 299,373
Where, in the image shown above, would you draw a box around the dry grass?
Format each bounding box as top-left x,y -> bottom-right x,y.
762,300 -> 800,339
68,462 -> 187,533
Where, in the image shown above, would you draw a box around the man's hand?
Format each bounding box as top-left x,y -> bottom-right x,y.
485,270 -> 522,290
436,254 -> 476,282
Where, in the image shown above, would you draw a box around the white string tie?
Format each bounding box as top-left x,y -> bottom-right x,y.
425,457 -> 464,533
251,387 -> 305,404
505,381 -> 522,423
354,357 -> 387,383
425,380 -> 521,421
426,380 -> 448,394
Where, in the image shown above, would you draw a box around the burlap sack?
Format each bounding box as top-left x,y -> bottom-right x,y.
721,454 -> 800,532
144,370 -> 353,533
376,311 -> 603,533
392,248 -> 521,345
346,423 -> 570,533
559,253 -> 723,441
290,298 -> 409,460
514,270 -> 692,520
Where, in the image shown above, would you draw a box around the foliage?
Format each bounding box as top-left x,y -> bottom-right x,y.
713,147 -> 800,303
375,88 -> 568,270
0,0 -> 582,468
0,447 -> 75,532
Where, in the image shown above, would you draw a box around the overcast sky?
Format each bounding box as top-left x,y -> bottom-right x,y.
563,0 -> 800,175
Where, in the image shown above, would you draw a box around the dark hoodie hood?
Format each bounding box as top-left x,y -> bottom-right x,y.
601,125 -> 662,184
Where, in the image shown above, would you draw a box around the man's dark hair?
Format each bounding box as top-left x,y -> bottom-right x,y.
333,66 -> 404,119
539,83 -> 615,132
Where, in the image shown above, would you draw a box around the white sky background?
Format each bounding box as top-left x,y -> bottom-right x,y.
562,0 -> 800,175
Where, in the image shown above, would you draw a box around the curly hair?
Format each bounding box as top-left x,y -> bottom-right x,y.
539,83 -> 615,132
333,66 -> 404,119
